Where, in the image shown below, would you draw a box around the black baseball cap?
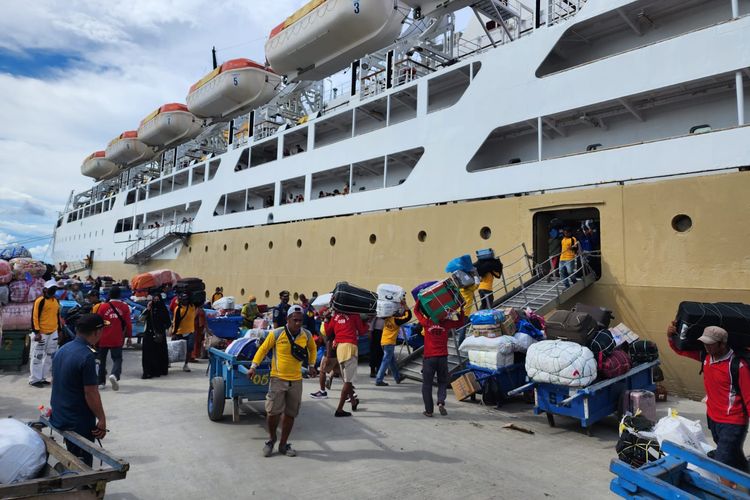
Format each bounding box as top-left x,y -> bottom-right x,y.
76,314 -> 109,333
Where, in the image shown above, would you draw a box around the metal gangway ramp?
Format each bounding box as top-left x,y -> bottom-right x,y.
124,221 -> 192,266
398,243 -> 599,382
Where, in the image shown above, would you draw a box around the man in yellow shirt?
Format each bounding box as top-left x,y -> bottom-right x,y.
559,228 -> 579,289
375,303 -> 411,386
248,306 -> 316,457
29,280 -> 63,387
171,295 -> 196,372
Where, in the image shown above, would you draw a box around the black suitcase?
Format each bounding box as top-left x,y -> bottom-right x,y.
176,278 -> 205,293
573,303 -> 613,329
331,282 -> 377,315
674,302 -> 750,351
546,310 -> 598,345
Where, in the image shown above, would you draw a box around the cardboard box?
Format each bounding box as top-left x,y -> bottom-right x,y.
451,372 -> 481,401
500,316 -> 517,336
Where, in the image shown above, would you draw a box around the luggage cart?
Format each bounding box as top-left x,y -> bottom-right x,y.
207,347 -> 270,423
453,363 -> 529,408
509,360 -> 659,434
610,441 -> 750,499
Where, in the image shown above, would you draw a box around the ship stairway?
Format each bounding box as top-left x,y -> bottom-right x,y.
397,244 -> 598,382
124,221 -> 192,266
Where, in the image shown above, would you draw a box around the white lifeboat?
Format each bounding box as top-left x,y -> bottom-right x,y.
265,0 -> 405,82
186,59 -> 282,120
137,103 -> 202,148
105,131 -> 155,166
81,151 -> 120,181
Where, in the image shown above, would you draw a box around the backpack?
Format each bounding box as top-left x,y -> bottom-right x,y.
730,350 -> 750,415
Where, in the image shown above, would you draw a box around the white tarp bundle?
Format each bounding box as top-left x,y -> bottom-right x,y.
459,335 -> 516,354
467,349 -> 515,370
526,340 -> 597,387
167,339 -> 186,363
212,296 -> 235,310
0,419 -> 46,484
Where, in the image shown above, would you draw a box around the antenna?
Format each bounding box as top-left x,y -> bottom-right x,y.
212,46 -> 218,69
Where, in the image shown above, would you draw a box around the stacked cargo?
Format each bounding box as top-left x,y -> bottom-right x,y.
0,248 -> 47,370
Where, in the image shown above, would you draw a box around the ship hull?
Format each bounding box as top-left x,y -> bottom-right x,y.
85,169 -> 750,399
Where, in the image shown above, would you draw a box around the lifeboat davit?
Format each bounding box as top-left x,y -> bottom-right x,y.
81,151 -> 120,181
186,59 -> 282,120
265,0 -> 405,81
137,103 -> 203,148
105,131 -> 155,166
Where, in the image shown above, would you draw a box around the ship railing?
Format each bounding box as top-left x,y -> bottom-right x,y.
124,221 -> 192,262
547,0 -> 587,27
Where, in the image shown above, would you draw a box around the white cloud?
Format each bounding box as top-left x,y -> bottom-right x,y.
0,0 -> 304,250
27,243 -> 51,261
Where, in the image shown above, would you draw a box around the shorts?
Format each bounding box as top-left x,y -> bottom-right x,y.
176,332 -> 195,355
339,357 -> 358,384
265,378 -> 303,418
321,356 -> 340,375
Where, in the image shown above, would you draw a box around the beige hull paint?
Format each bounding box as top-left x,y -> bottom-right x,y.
93,170 -> 750,398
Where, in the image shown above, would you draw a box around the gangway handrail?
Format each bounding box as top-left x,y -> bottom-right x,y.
124,221 -> 192,261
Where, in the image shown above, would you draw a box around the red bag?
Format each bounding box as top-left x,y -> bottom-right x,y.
598,350 -> 631,379
0,260 -> 12,285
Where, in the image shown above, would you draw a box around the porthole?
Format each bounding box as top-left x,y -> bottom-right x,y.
204,245 -> 209,253
418,230 -> 427,242
241,288 -> 246,296
671,214 -> 692,233
312,291 -> 318,298
268,241 -> 273,249
223,244 -> 227,251
188,246 -> 192,253
296,239 -> 302,248
265,290 -> 270,298
480,226 -> 492,240
293,292 -> 299,301
244,242 -> 249,251
369,234 -> 377,244
330,237 -> 336,246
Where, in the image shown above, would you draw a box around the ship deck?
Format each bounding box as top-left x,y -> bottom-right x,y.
1,349 -> 741,499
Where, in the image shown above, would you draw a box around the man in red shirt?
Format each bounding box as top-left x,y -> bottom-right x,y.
414,304 -> 464,417
325,312 -> 368,417
93,286 -> 132,391
668,322 -> 750,473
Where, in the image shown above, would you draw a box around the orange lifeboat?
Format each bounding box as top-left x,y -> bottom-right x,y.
265,0 -> 405,81
105,131 -> 155,166
81,151 -> 120,181
186,59 -> 282,120
138,103 -> 202,148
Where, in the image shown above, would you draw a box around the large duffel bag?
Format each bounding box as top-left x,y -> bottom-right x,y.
674,301 -> 750,351
417,279 -> 464,323
629,340 -> 659,364
545,310 -> 598,345
331,282 -> 377,315
573,302 -> 613,329
176,277 -> 205,294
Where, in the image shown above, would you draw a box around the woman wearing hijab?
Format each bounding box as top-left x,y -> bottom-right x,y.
141,288 -> 171,379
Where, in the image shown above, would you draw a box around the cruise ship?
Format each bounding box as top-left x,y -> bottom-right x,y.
51,0 -> 750,397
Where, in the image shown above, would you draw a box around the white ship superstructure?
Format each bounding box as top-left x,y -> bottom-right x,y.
54,0 -> 750,266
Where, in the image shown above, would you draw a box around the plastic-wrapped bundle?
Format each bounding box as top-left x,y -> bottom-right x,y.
459,334 -> 516,354
0,260 -> 12,284
9,280 -> 30,303
26,278 -> 45,302
1,302 -> 33,330
0,246 -> 31,260
468,349 -> 515,370
526,340 -> 597,387
9,258 -> 47,281
0,419 -> 46,484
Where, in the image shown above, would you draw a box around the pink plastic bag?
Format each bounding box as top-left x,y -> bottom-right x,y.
0,261 -> 12,285
26,278 -> 45,302
9,280 -> 30,303
1,302 -> 33,330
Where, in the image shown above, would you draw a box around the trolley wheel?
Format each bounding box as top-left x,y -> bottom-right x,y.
546,412 -> 556,428
232,397 -> 241,423
207,377 -> 226,421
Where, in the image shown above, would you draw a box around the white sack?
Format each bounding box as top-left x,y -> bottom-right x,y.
212,296 -> 235,310
167,339 -> 186,363
525,340 -> 597,387
459,335 -> 516,354
0,419 -> 46,484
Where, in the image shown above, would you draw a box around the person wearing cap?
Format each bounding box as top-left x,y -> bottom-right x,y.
92,286 -> 132,391
273,290 -> 291,329
50,314 -> 109,466
668,322 -> 750,474
241,295 -> 259,329
29,280 -> 63,387
324,310 -> 369,417
247,305 -> 317,457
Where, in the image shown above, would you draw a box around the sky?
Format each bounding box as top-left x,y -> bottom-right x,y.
0,0 -> 302,260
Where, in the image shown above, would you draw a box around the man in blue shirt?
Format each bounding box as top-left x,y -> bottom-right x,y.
51,314 -> 109,466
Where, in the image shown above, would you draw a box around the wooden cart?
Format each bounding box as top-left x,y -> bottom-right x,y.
0,420 -> 129,499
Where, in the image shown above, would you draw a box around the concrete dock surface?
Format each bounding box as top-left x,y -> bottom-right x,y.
0,349 -> 742,499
